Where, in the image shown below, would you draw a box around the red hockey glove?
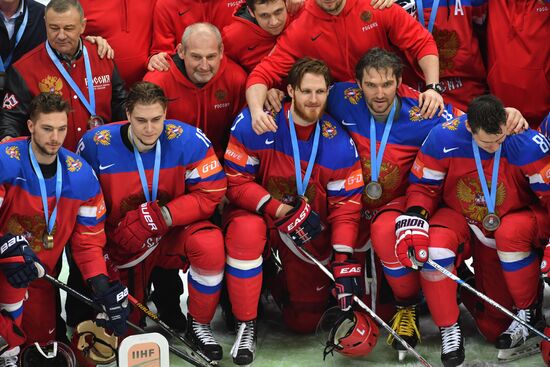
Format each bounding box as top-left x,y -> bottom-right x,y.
395,212 -> 429,269
540,241 -> 550,274
275,196 -> 323,247
0,233 -> 45,288
332,258 -> 362,311
111,202 -> 169,255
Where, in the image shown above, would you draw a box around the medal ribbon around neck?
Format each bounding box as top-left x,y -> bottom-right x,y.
129,128 -> 161,202
472,139 -> 501,216
0,7 -> 28,71
416,0 -> 440,33
288,110 -> 321,196
28,142 -> 62,238
369,98 -> 397,184
45,41 -> 97,116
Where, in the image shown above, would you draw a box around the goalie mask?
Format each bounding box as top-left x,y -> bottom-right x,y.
70,320 -> 118,367
19,341 -> 76,367
317,308 -> 378,359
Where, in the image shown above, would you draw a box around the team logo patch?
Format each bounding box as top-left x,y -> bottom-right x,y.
66,156 -> 82,172
443,118 -> 460,131
215,89 -> 227,101
265,176 -> 316,205
344,87 -> 362,105
321,121 -> 337,139
165,124 -> 183,140
6,214 -> 53,252
2,93 -> 18,110
408,106 -> 424,122
93,130 -> 111,145
360,11 -> 372,23
433,28 -> 460,73
39,76 -> 63,94
456,177 -> 506,224
5,146 -> 20,160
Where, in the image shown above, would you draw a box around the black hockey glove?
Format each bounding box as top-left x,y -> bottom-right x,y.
88,274 -> 130,336
0,233 -> 45,288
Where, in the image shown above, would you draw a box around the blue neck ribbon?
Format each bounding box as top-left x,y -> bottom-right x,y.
416,0 -> 440,33
129,128 -> 161,202
472,139 -> 501,215
0,5 -> 28,71
288,110 -> 321,196
369,99 -> 397,183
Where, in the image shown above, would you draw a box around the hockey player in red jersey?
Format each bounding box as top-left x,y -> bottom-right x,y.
223,58 -> 364,364
0,93 -> 128,366
77,82 -> 227,361
403,95 -> 550,365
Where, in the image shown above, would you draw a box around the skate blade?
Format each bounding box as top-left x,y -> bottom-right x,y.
497,340 -> 540,363
398,350 -> 407,361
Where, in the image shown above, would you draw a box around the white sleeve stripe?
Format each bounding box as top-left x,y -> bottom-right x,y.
327,179 -> 345,191
78,206 -> 98,217
0,197 -> 3,209
422,167 -> 446,180
528,174 -> 544,184
247,156 -> 260,166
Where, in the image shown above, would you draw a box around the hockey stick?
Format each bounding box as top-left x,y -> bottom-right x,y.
44,274 -> 214,367
426,258 -> 550,342
297,247 -> 433,367
126,293 -> 218,366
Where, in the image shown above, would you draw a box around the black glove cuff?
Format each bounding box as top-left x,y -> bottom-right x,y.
405,206 -> 429,221
87,274 -> 110,296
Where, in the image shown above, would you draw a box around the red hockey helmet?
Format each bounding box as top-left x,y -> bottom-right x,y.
18,341 -> 76,367
319,308 -> 379,359
541,326 -> 550,366
70,320 -> 118,367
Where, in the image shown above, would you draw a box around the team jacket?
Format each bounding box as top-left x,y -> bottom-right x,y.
0,40 -> 127,152
222,2 -> 298,73
224,103 -> 364,256
0,138 -> 107,279
81,0 -> 156,87
78,121 -> 227,265
407,117 -> 550,234
486,0 -> 550,126
151,0 -> 245,56
246,0 -> 438,88
327,82 -> 462,213
403,0 -> 488,110
143,55 -> 246,159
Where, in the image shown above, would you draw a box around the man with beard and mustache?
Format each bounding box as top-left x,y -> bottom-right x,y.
222,58 -> 366,364
0,92 -> 128,366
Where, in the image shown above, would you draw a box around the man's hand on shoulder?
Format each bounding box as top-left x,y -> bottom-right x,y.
371,0 -> 395,9
251,107 -> 278,135
84,36 -> 115,60
418,88 -> 444,119
147,52 -> 171,72
504,107 -> 529,135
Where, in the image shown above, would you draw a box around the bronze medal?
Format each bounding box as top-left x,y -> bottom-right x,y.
482,213 -> 500,232
88,115 -> 104,129
43,233 -> 54,249
365,181 -> 383,200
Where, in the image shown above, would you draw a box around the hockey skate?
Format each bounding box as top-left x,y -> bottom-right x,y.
230,319 -> 257,366
440,322 -> 465,367
387,304 -> 421,361
185,315 -> 223,361
495,307 -> 545,362
0,347 -> 19,367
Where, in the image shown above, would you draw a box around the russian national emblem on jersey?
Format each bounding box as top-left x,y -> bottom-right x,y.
322,121 -> 337,139
39,75 -> 63,95
408,106 -> 424,122
265,177 -> 316,204
93,130 -> 111,145
344,87 -> 362,105
433,27 -> 460,73
456,177 -> 506,223
165,124 -> 183,140
443,118 -> 460,131
66,156 -> 82,172
5,145 -> 20,160
6,214 -> 51,252
361,157 -> 400,205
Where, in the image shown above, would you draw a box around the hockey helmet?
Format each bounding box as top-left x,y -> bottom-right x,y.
318,308 -> 379,359
18,341 -> 76,367
541,326 -> 550,366
395,0 -> 417,18
70,320 -> 118,367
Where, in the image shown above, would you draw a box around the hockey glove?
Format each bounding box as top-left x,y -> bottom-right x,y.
111,201 -> 169,254
540,241 -> 550,274
89,274 -> 130,336
395,212 -> 429,269
0,233 -> 45,288
332,258 -> 362,311
275,196 -> 323,247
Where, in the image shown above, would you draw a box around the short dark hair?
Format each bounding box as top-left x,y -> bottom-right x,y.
354,48 -> 404,82
125,82 -> 169,113
29,93 -> 71,122
46,0 -> 84,20
287,58 -> 331,91
246,0 -> 282,12
467,95 -> 506,135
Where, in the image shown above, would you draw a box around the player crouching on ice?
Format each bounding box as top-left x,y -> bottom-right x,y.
0,93 -> 129,366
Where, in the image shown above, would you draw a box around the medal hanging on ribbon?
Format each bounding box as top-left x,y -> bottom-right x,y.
45,42 -> 104,129
287,110 -> 320,198
367,99 -> 397,200
129,128 -> 161,202
472,140 -> 502,231
28,142 -> 62,250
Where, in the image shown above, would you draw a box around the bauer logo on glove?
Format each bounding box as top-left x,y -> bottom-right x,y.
276,196 -> 324,247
